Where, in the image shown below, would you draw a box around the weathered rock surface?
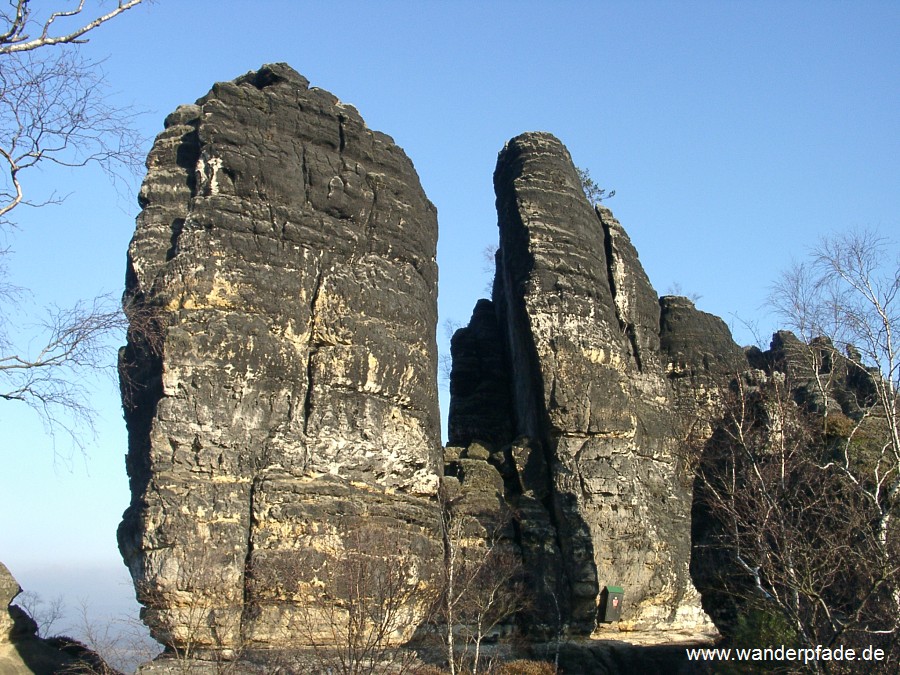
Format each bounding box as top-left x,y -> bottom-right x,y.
659,295 -> 749,437
120,64 -> 773,668
448,299 -> 514,447
449,132 -> 729,634
118,64 -> 442,652
0,563 -> 18,644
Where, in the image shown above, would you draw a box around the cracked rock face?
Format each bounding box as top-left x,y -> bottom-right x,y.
451,132 -> 719,633
118,64 -> 441,650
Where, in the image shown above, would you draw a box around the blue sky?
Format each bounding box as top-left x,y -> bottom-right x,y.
1,0 -> 898,652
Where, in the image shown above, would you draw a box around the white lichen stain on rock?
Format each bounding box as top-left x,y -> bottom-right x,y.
205,276 -> 239,308
197,155 -> 225,195
363,353 -> 380,393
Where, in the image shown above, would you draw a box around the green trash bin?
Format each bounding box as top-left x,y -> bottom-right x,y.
600,585 -> 625,623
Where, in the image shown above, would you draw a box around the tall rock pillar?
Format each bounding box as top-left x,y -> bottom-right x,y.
451,132 -> 712,633
118,64 -> 442,651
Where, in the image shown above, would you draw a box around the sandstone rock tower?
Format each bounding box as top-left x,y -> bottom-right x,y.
118,64 -> 442,651
449,132 -> 720,633
120,66 -> 743,661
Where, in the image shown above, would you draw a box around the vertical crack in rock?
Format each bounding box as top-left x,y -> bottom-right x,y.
495,257 -> 575,629
302,265 -> 325,437
239,476 -> 259,643
600,209 -> 643,372
338,114 -> 347,154
300,145 -> 312,207
120,64 -> 442,655
362,174 -> 379,255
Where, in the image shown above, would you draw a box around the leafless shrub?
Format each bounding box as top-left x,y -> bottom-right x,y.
435,488 -> 528,675
440,318 -> 463,389
665,281 -> 703,304
690,230 -> 900,674
263,521 -> 435,675
48,597 -> 159,674
696,374 -> 898,658
12,589 -> 65,637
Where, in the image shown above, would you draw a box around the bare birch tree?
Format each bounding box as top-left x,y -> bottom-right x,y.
770,229 -> 900,550
693,229 -> 900,673
436,488 -> 527,675
0,0 -> 147,450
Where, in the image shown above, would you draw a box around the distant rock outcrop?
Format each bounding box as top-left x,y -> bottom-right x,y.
449,132 -> 736,634
688,328 -> 886,632
448,298 -> 514,448
659,295 -> 749,435
118,64 -> 442,653
1,562 -> 118,675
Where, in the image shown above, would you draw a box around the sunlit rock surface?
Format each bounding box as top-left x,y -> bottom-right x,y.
449,132 -> 728,634
118,64 -> 442,652
120,66 -> 757,666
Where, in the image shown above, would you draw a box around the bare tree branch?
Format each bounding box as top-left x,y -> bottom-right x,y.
0,0 -> 145,54
0,47 -> 145,226
0,292 -> 127,449
0,1 -> 149,455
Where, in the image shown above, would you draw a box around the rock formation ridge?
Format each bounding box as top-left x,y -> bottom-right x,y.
1,562 -> 117,674
119,65 -> 758,664
449,132 -> 742,634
